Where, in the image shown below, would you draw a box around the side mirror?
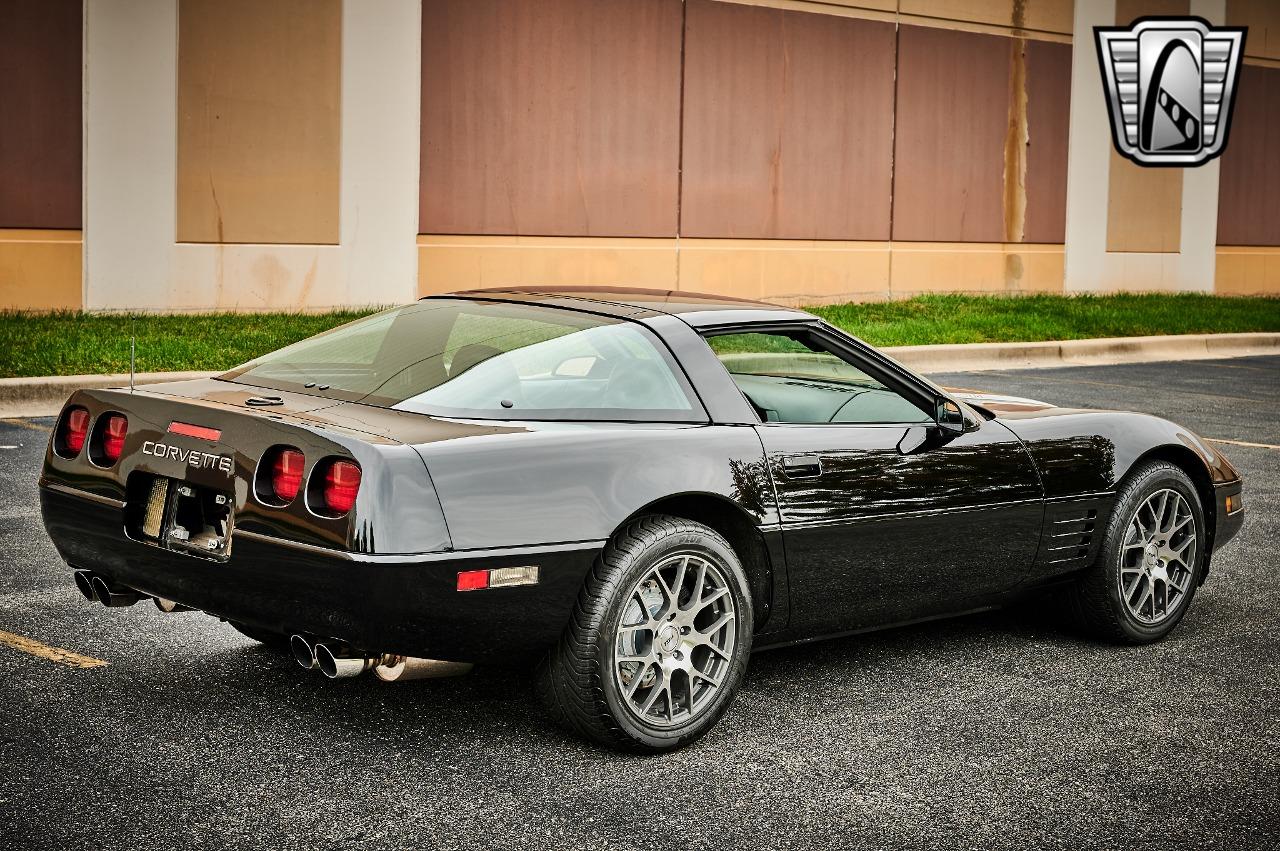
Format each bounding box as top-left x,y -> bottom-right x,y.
935,397 -> 966,434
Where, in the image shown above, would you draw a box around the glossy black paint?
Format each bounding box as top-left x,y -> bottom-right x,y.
758,419 -> 1043,637
38,286 -> 1245,663
40,486 -> 597,662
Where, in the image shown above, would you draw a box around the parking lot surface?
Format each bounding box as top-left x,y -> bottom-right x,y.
1,356 -> 1276,850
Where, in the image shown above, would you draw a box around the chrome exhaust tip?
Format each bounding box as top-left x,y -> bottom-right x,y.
373,655 -> 473,683
314,643 -> 376,679
290,634 -> 319,671
89,576 -> 141,607
73,570 -> 97,602
153,597 -> 194,613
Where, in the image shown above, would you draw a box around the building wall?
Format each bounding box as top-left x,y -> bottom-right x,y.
84,0 -> 420,311
3,0 -> 1278,310
176,0 -> 342,245
0,0 -> 82,309
419,0 -> 1074,303
1215,4 -> 1280,296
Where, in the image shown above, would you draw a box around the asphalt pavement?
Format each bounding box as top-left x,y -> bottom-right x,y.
1,356 -> 1276,850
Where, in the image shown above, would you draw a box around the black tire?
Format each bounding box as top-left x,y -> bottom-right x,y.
229,621 -> 289,648
536,515 -> 754,753
1066,461 -> 1206,644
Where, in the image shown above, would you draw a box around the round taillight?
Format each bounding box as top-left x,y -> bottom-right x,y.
57,406 -> 90,457
320,459 -> 361,516
99,414 -> 128,464
271,449 -> 305,503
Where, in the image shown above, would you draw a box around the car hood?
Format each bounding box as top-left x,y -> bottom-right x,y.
945,388 -> 1070,418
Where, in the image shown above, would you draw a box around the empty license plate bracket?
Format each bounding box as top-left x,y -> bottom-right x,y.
125,474 -> 234,561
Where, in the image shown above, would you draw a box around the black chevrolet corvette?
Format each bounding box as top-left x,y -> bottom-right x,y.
39,287 -> 1244,751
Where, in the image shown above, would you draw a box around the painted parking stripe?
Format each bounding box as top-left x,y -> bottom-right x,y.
0,629 -> 108,669
1207,437 -> 1280,450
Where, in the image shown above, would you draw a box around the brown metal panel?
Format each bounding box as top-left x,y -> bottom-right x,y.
177,0 -> 342,244
899,0 -> 1074,36
1228,0 -> 1280,61
892,25 -> 1010,243
679,0 -> 895,240
1217,64 -> 1280,246
420,0 -> 682,237
1116,0 -> 1191,22
1023,39 -> 1071,244
0,0 -> 81,230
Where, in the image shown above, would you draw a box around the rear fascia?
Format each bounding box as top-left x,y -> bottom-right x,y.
39,384 -> 451,555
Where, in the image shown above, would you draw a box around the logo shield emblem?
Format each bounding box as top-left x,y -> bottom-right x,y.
1095,17 -> 1246,167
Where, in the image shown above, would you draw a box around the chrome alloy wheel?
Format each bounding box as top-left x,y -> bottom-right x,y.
1118,488 -> 1198,625
613,553 -> 737,728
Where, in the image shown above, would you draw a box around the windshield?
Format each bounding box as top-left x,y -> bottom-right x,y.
220,299 -> 704,422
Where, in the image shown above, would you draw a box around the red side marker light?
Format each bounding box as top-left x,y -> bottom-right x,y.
457,566 -> 539,592
101,414 -> 128,463
168,421 -> 221,441
456,570 -> 489,592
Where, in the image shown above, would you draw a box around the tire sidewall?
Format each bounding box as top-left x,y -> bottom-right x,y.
1103,464 -> 1205,641
596,525 -> 754,750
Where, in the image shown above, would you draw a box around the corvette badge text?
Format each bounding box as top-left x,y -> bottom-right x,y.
142,441 -> 234,475
1095,17 -> 1246,167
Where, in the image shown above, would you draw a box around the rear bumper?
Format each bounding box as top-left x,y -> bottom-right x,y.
40,483 -> 598,664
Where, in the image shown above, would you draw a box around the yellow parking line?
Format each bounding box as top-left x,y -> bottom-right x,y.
1207,437 -> 1280,451
0,629 -> 108,669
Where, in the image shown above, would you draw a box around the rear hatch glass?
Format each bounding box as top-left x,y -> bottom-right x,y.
220,298 -> 705,422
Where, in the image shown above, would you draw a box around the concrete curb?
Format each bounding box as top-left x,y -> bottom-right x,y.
0,372 -> 216,419
884,332 -> 1280,375
2,332 -> 1277,419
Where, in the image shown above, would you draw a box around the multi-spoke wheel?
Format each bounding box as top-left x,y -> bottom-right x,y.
1068,461 -> 1205,643
1118,489 -> 1198,625
614,553 -> 737,728
536,515 -> 753,752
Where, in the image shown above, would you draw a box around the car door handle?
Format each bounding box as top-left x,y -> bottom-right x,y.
783,455 -> 823,478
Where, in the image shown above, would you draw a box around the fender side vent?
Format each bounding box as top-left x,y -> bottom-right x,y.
1042,505 -> 1101,567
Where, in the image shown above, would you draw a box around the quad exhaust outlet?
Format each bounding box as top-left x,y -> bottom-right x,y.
73,571 -> 192,612
67,572 -> 469,683
89,574 -> 142,607
290,634 -> 472,682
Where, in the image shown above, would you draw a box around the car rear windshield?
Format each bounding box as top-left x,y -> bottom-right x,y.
220,299 -> 705,422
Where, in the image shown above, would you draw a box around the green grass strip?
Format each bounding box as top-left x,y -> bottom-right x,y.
1,294 -> 1278,378
808,293 -> 1280,348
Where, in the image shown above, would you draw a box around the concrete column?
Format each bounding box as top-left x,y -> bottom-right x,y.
1064,0 -> 1224,293
85,0 -> 422,311
84,0 -> 178,310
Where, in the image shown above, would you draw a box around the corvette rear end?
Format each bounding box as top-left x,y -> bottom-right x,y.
37,379 -> 595,668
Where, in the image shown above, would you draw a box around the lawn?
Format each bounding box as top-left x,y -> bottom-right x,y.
809,293 -> 1280,348
0,310 -> 377,378
1,294 -> 1278,378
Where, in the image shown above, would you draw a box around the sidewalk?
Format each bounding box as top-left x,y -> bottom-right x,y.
3,332 -> 1278,419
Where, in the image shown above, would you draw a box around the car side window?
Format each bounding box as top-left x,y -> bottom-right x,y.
704,331 -> 932,425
